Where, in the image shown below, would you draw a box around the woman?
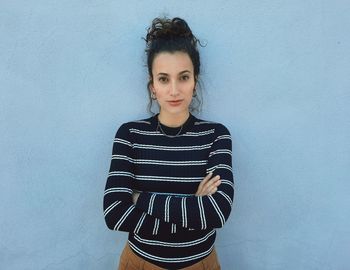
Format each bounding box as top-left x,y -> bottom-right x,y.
103,17 -> 234,270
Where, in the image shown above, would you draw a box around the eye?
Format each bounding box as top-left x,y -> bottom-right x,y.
158,76 -> 168,83
180,75 -> 190,81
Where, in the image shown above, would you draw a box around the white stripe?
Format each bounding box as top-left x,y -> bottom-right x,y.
114,138 -> 132,147
135,175 -> 202,183
133,143 -> 213,151
165,196 -> 171,222
112,157 -> 207,166
130,128 -> 161,136
198,197 -> 207,230
134,230 -> 215,247
108,171 -> 135,178
134,190 -> 192,197
181,197 -> 187,228
207,164 -> 233,172
129,241 -> 214,263
104,201 -> 121,216
152,219 -> 159,235
114,205 -> 134,230
208,195 -> 225,226
130,128 -> 215,137
214,134 -> 231,142
194,121 -> 217,125
134,212 -> 147,234
171,223 -> 176,234
184,129 -> 215,136
148,193 -> 156,215
134,159 -> 207,166
209,149 -> 232,157
146,192 -> 192,197
130,120 -> 151,124
111,155 -> 133,162
104,188 -> 132,195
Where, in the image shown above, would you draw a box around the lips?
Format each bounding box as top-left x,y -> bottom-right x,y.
168,100 -> 183,106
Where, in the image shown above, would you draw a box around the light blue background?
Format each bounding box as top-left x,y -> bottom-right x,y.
1,1 -> 349,269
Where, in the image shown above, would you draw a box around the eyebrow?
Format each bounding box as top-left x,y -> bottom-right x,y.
156,70 -> 192,76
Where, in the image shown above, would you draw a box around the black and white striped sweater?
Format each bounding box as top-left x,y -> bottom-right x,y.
103,113 -> 234,269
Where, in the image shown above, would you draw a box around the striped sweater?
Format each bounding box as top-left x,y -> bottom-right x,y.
103,113 -> 234,269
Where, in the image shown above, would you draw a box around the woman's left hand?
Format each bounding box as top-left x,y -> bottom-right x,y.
195,172 -> 221,197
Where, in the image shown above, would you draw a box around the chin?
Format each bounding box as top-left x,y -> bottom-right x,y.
166,107 -> 188,114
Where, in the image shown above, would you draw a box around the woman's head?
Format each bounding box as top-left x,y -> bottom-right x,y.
144,17 -> 203,114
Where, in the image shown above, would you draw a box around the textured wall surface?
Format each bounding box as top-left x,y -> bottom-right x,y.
1,1 -> 349,269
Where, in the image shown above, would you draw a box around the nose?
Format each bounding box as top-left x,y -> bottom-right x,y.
170,81 -> 179,96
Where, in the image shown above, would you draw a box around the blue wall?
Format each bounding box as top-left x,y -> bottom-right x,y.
1,1 -> 349,269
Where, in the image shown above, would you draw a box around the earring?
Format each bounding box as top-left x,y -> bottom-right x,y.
151,92 -> 157,100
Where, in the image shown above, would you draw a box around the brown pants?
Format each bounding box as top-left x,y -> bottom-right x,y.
118,243 -> 221,270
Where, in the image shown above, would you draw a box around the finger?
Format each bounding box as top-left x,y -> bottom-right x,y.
203,172 -> 213,183
205,185 -> 218,196
205,181 -> 221,196
196,172 -> 217,196
203,175 -> 221,191
197,183 -> 219,196
208,186 -> 218,195
197,172 -> 213,190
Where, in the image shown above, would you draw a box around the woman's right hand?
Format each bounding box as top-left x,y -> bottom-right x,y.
195,172 -> 221,196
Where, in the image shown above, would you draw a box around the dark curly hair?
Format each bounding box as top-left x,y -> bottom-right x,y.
144,17 -> 204,114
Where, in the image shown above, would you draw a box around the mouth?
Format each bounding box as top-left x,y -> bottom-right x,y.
168,100 -> 183,106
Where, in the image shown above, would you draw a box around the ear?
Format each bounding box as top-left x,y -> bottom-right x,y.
148,76 -> 155,92
194,75 -> 198,85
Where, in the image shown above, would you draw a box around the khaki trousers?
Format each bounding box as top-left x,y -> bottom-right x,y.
118,243 -> 221,270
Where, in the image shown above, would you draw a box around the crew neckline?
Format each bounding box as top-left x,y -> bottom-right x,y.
151,113 -> 195,136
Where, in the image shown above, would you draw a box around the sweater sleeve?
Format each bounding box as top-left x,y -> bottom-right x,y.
103,123 -> 182,237
135,124 -> 234,230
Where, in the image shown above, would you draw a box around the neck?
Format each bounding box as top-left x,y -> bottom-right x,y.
158,111 -> 190,127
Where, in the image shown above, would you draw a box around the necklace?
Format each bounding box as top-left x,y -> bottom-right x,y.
157,120 -> 184,138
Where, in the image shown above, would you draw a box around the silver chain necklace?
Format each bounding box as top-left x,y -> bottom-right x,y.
157,120 -> 184,138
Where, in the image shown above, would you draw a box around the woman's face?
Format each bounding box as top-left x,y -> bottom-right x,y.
150,51 -> 196,118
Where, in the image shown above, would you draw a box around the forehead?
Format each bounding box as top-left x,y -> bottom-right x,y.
152,51 -> 193,74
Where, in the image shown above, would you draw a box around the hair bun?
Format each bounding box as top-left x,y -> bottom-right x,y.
145,17 -> 195,44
